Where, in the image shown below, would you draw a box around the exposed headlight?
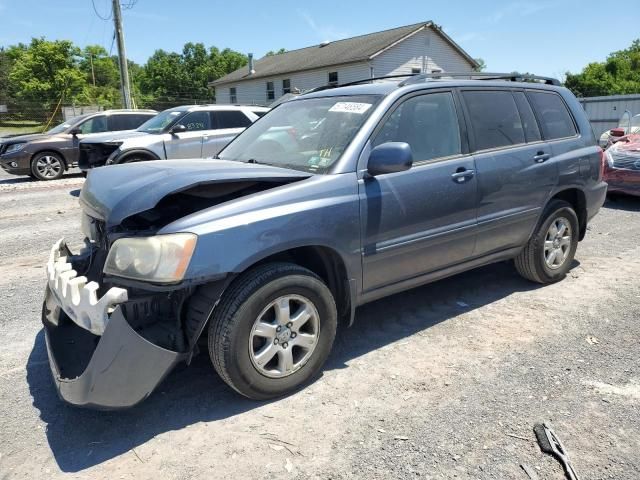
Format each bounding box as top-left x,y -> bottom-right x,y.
5,143 -> 26,154
104,233 -> 197,283
605,149 -> 615,167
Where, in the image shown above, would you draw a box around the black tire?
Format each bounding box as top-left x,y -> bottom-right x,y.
514,200 -> 579,284
30,151 -> 65,181
208,262 -> 337,400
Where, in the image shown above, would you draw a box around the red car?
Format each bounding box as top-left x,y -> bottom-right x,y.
603,133 -> 640,196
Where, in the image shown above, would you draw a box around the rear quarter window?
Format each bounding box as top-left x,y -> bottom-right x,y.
527,91 -> 577,140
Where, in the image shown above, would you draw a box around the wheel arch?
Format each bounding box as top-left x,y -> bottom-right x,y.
186,244 -> 356,353
548,188 -> 588,240
113,148 -> 160,164
30,148 -> 68,169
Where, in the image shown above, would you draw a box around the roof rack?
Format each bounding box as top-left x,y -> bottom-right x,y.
306,74 -> 417,93
304,72 -> 561,96
399,72 -> 561,86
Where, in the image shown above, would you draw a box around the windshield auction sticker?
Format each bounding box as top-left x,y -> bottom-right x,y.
329,102 -> 372,114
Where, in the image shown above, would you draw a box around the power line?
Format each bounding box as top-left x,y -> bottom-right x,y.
91,0 -> 112,20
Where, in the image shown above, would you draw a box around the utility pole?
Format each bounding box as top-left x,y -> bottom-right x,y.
112,0 -> 132,108
89,53 -> 96,87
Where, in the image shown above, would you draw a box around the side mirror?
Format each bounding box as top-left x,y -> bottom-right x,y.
170,124 -> 187,135
366,142 -> 413,177
69,127 -> 82,136
610,127 -> 625,137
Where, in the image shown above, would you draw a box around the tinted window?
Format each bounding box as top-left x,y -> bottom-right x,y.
78,115 -> 108,134
463,91 -> 525,150
252,110 -> 267,118
527,91 -> 577,140
513,92 -> 541,143
180,111 -> 211,131
373,92 -> 461,162
213,110 -> 252,129
109,114 -> 153,131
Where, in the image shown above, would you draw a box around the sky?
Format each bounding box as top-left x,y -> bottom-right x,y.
1,0 -> 639,80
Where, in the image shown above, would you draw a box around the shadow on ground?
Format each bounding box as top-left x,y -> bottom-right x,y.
604,193 -> 640,212
0,173 -> 84,186
27,261 -> 553,472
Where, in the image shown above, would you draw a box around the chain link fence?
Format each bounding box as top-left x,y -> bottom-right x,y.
0,95 -> 217,138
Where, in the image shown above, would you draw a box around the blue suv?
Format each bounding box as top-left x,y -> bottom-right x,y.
42,73 -> 607,408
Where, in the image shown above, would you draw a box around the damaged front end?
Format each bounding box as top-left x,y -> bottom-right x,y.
43,239 -> 198,409
41,160 -> 311,408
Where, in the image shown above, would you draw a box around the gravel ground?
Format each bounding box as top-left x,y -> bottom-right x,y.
0,169 -> 638,480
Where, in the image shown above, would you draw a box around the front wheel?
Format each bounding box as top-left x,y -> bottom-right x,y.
208,263 -> 337,399
514,200 -> 579,284
31,152 -> 64,181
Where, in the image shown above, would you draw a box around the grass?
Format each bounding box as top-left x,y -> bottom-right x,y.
0,120 -> 46,137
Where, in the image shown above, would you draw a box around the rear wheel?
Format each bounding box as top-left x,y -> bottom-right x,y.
514,200 -> 579,284
31,152 -> 64,181
208,262 -> 337,399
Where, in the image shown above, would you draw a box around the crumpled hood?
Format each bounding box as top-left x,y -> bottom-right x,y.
80,130 -> 149,144
80,159 -> 312,227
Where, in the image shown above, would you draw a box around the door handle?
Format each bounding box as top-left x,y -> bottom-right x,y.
533,152 -> 551,163
451,168 -> 475,183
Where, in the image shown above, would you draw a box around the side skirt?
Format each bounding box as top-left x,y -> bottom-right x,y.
358,246 -> 522,306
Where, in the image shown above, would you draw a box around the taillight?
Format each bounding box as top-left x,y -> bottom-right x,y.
598,146 -> 605,181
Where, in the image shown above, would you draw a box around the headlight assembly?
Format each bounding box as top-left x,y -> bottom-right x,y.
104,233 -> 197,283
5,143 -> 26,154
605,149 -> 615,167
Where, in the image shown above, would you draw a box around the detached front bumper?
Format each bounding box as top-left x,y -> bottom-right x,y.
42,239 -> 187,409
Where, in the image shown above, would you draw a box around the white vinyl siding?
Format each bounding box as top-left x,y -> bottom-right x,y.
215,26 -> 475,105
371,28 -> 473,77
215,63 -> 370,105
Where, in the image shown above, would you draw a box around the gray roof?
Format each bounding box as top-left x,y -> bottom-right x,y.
211,22 -> 478,86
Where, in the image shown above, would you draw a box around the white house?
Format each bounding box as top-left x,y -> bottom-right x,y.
211,21 -> 479,106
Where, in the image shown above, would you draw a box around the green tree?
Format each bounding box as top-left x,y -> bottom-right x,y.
8,38 -> 86,104
473,58 -> 486,72
565,39 -> 640,97
266,48 -> 287,57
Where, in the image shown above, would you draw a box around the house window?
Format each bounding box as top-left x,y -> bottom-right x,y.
328,71 -> 338,85
411,67 -> 421,74
266,81 -> 275,100
282,79 -> 291,95
230,87 -> 237,104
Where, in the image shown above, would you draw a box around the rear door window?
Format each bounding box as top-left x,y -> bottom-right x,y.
212,110 -> 252,129
527,91 -> 577,140
373,92 -> 461,162
108,114 -> 153,131
462,90 -> 525,150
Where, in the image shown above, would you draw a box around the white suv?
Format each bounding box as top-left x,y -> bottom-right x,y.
78,105 -> 268,171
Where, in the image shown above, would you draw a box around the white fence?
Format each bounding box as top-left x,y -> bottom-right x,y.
578,94 -> 640,137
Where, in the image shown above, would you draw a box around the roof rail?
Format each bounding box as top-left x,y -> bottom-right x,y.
305,74 -> 416,94
399,71 -> 561,86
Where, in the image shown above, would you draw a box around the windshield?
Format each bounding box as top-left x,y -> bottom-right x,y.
46,114 -> 88,134
218,95 -> 381,173
137,109 -> 184,133
631,114 -> 640,134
